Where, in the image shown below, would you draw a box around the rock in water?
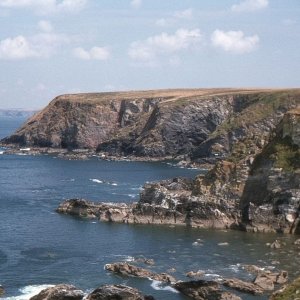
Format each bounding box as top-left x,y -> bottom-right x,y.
174,280 -> 241,300
0,285 -> 4,296
223,278 -> 264,295
105,262 -> 176,283
86,285 -> 154,300
30,284 -> 84,300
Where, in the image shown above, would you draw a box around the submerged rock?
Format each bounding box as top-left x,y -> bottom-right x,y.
29,284 -> 84,300
105,262 -> 176,283
174,280 -> 241,300
86,284 -> 154,300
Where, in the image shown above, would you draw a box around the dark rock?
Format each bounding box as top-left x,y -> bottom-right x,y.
29,284 -> 84,300
86,284 -> 154,300
0,285 -> 4,296
174,280 -> 241,300
105,262 -> 176,283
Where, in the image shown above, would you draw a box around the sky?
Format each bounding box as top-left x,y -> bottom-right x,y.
0,0 -> 299,109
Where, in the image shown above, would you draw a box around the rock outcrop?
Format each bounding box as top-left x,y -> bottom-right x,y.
173,280 -> 241,300
29,284 -> 84,300
104,262 -> 176,283
240,108 -> 300,234
86,285 -> 154,300
29,284 -> 154,300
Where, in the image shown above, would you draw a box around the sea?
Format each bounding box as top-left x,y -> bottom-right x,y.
0,116 -> 299,300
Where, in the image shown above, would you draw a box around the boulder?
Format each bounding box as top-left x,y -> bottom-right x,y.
294,238 -> 300,245
174,280 -> 241,300
270,240 -> 283,249
254,273 -> 275,291
86,284 -> 154,300
30,284 -> 84,300
105,262 -> 176,283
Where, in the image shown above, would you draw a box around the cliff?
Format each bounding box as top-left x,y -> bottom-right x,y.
57,108 -> 300,234
3,89 -> 300,161
239,109 -> 300,234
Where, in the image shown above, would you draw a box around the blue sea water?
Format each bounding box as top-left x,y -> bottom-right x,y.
0,117 -> 299,300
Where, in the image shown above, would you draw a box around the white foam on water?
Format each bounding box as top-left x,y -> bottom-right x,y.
128,194 -> 136,198
110,183 -> 118,186
90,179 -> 103,184
229,264 -> 241,273
111,254 -> 135,262
0,151 -> 4,155
4,284 -> 54,300
150,280 -> 179,293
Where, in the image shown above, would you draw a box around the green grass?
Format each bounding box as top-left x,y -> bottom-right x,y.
270,277 -> 300,300
252,134 -> 300,172
211,91 -> 300,139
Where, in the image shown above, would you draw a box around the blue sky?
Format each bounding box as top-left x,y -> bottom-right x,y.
0,0 -> 299,109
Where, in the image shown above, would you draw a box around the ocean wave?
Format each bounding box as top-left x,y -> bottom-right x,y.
89,179 -> 118,186
150,280 -> 179,293
4,284 -> 54,300
90,178 -> 103,184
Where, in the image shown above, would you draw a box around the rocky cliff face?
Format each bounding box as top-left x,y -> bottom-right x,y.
4,89 -> 300,160
240,109 -> 300,234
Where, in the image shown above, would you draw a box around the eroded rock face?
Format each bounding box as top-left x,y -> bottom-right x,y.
240,108 -> 300,234
29,284 -> 84,300
174,280 -> 241,300
104,262 -> 176,283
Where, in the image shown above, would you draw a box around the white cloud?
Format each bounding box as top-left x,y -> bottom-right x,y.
38,20 -> 53,32
0,36 -> 39,59
231,0 -> 268,12
173,8 -> 193,19
73,47 -> 110,60
156,8 -> 193,27
211,29 -> 259,54
128,28 -> 202,63
130,0 -> 141,9
0,23 -> 69,60
0,0 -> 87,14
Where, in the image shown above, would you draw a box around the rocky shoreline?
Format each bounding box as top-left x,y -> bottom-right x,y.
2,259 -> 294,300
